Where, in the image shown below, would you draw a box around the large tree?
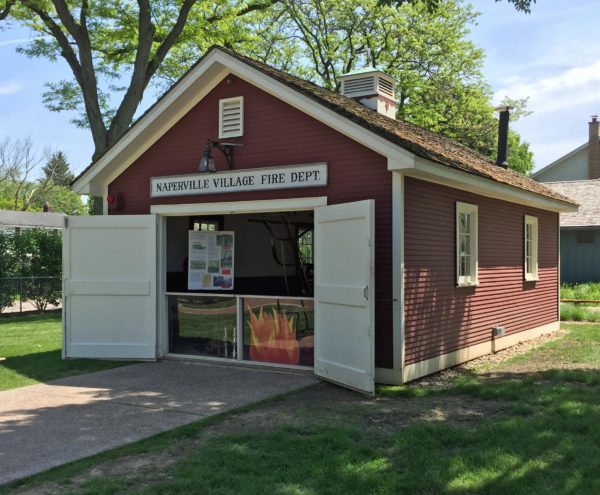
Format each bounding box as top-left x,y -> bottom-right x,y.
232,0 -> 534,173
1,1 -> 280,160
1,0 -> 534,174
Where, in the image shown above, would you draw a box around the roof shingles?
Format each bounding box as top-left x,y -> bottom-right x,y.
223,48 -> 574,206
543,180 -> 600,227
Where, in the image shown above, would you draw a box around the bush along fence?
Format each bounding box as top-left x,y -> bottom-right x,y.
0,228 -> 62,313
0,276 -> 62,313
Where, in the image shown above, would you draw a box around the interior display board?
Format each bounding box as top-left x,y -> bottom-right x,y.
188,231 -> 234,290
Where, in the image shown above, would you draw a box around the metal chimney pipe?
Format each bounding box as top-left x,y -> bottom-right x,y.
495,106 -> 512,168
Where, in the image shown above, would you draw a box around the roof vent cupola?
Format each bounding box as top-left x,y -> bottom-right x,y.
339,67 -> 398,119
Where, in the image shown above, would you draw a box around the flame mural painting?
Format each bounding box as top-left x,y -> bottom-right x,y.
247,305 -> 300,365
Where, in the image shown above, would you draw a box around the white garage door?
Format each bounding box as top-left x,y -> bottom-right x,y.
314,200 -> 375,393
63,215 -> 158,359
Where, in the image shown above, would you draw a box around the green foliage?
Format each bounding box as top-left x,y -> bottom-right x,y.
0,232 -> 16,311
33,185 -> 87,215
506,129 -> 534,175
214,0 -> 532,174
11,229 -> 62,310
562,282 -> 600,301
87,196 -> 104,215
0,180 -> 86,215
43,151 -> 75,186
380,0 -> 537,14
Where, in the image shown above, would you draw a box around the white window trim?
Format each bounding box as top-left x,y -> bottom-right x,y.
218,96 -> 244,139
524,215 -> 539,281
456,202 -> 478,287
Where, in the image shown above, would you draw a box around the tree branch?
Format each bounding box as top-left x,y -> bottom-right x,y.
0,0 -> 15,20
107,0 -> 155,143
24,1 -> 108,155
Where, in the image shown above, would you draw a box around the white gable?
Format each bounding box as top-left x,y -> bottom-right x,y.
532,143 -> 589,182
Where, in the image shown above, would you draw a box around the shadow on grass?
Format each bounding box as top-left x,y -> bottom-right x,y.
129,369 -> 600,495
2,368 -> 599,494
1,350 -> 129,389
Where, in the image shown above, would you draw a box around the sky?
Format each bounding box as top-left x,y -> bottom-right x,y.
0,0 -> 599,176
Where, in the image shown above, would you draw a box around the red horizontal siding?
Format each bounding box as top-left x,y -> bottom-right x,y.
108,75 -> 395,368
404,177 -> 558,366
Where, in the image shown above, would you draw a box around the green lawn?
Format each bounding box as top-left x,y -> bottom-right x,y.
3,322 -> 599,495
0,313 -> 130,391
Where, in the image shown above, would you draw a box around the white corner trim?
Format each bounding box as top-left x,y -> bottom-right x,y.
375,367 -> 403,385
402,321 -> 561,383
150,196 -> 327,216
399,157 -> 578,213
392,173 -> 404,371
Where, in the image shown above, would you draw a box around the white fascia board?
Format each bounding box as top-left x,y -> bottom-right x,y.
73,49 -> 415,195
402,156 -> 578,213
531,141 -> 588,179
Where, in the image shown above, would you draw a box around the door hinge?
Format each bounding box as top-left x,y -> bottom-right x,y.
64,216 -> 69,229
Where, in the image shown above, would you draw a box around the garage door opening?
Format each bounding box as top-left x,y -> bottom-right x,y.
165,211 -> 315,367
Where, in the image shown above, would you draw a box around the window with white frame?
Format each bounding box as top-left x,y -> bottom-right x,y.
456,202 -> 478,286
219,97 -> 244,138
524,215 -> 538,281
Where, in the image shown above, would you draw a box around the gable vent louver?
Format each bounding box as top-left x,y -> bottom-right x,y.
342,77 -> 375,96
378,78 -> 394,98
219,97 -> 244,138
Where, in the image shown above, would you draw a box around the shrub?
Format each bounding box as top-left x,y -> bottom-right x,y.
561,283 -> 600,302
12,229 -> 62,311
0,232 -> 16,312
560,303 -> 600,322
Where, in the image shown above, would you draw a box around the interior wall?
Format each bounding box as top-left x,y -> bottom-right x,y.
166,216 -> 190,272
166,211 -> 313,280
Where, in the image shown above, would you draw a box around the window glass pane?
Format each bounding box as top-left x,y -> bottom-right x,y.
459,213 -> 467,232
457,205 -> 476,284
168,295 -> 237,358
243,298 -> 314,367
298,228 -> 313,265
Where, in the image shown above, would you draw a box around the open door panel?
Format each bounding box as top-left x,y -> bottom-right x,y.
313,200 -> 375,393
63,215 -> 158,359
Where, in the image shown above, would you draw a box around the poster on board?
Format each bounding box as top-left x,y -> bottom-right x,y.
188,231 -> 234,290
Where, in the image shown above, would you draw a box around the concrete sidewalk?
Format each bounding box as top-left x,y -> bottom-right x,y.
0,361 -> 317,485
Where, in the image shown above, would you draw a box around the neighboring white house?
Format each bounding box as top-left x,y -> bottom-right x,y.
533,116 -> 600,284
0,209 -> 65,235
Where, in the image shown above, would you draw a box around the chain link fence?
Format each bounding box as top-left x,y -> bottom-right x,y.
0,276 -> 62,314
